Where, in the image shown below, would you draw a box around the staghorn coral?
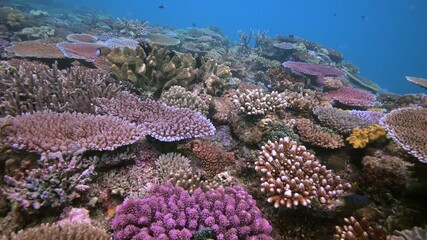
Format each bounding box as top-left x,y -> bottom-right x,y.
380,107 -> 427,163
295,118 -> 345,149
313,107 -> 376,134
362,151 -> 413,192
388,226 -> 427,240
1,111 -> 145,159
181,140 -> 235,177
334,216 -> 387,240
107,45 -> 196,94
160,86 -> 209,115
2,155 -> 96,210
3,222 -> 109,240
232,89 -> 288,115
94,91 -> 215,142
111,183 -> 273,240
255,137 -> 351,208
0,60 -> 121,117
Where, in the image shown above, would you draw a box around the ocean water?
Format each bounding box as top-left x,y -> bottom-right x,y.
62,0 -> 427,94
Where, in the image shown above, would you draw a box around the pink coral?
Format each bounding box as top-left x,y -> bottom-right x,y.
282,61 -> 345,85
94,91 -> 215,142
1,111 -> 146,159
324,86 -> 376,107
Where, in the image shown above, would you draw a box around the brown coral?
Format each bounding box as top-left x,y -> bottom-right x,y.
295,118 -> 345,149
334,216 -> 387,240
255,137 -> 351,208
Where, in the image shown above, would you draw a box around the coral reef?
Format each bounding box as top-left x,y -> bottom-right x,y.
6,41 -> 65,58
313,107 -> 376,133
405,76 -> 427,91
325,86 -> 377,107
66,33 -> 97,43
112,184 -> 273,239
94,91 -> 215,141
389,226 -> 427,240
380,107 -> 427,163
255,137 -> 351,208
282,61 -> 346,85
346,124 -> 386,149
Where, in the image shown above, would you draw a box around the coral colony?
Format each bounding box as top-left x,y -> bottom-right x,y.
0,2 -> 426,240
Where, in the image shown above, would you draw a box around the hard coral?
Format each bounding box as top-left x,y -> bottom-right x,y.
3,222 -> 109,240
325,86 -> 376,107
112,183 -> 273,240
295,118 -> 344,149
380,107 -> 427,163
255,137 -> 351,208
232,89 -> 288,115
94,91 -> 215,142
334,216 -> 386,240
1,111 -> 145,159
160,86 -> 209,115
313,107 -> 375,134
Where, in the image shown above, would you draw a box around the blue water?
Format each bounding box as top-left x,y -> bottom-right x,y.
65,0 -> 427,94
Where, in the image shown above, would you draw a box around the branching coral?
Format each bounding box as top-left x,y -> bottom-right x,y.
111,184 -> 273,240
380,107 -> 427,163
2,155 -> 96,210
160,86 -> 209,115
1,111 -> 145,159
0,60 -> 120,117
389,226 -> 427,240
155,152 -> 192,181
334,216 -> 386,240
94,91 -> 215,142
232,89 -> 288,115
3,222 -> 109,240
181,140 -> 235,177
255,137 -> 351,208
295,118 -> 345,149
107,45 -> 196,94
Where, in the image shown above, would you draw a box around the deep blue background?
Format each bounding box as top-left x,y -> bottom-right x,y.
63,0 -> 427,95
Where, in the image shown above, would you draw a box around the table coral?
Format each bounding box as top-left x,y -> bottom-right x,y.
94,91 -> 215,142
255,137 -> 351,208
380,107 -> 427,163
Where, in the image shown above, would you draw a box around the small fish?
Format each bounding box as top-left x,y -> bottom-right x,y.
333,194 -> 370,210
361,15 -> 367,20
192,22 -> 197,27
158,4 -> 166,9
333,13 -> 338,17
95,46 -> 112,56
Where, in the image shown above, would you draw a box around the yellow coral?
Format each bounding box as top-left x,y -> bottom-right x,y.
346,128 -> 369,148
366,124 -> 386,141
347,124 -> 386,148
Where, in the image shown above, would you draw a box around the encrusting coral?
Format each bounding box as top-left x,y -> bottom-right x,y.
255,137 -> 351,208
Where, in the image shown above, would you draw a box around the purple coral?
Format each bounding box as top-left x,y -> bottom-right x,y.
112,183 -> 273,240
95,91 -> 215,142
282,61 -> 345,85
324,86 -> 376,107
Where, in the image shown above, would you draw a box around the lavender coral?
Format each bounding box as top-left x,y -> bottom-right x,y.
282,61 -> 345,85
255,137 -> 351,208
1,111 -> 146,159
94,91 -> 215,142
111,183 -> 273,240
325,86 -> 376,107
380,107 -> 427,163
